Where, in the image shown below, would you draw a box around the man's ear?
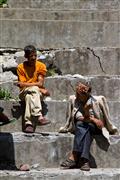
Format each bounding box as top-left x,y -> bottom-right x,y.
24,54 -> 27,58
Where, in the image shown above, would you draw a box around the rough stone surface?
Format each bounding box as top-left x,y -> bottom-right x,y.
1,75 -> 120,101
54,47 -> 120,75
1,47 -> 120,78
0,168 -> 120,180
7,0 -> 120,9
0,100 -> 68,133
1,0 -> 120,49
45,75 -> 120,101
1,8 -> 120,21
0,99 -> 120,132
1,20 -> 120,48
0,132 -> 120,169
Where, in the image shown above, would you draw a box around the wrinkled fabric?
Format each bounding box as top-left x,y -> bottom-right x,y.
59,95 -> 119,142
73,121 -> 102,160
19,86 -> 43,125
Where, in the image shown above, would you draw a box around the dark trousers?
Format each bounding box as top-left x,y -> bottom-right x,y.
73,121 -> 102,160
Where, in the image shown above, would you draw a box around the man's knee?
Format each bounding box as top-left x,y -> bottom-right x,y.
26,86 -> 39,92
25,94 -> 31,101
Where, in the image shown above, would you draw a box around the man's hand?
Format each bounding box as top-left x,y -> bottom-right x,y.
90,116 -> 104,129
13,81 -> 20,87
39,88 -> 50,96
84,104 -> 93,118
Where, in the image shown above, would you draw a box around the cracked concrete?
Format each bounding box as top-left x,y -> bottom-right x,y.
1,47 -> 120,83
87,47 -> 106,74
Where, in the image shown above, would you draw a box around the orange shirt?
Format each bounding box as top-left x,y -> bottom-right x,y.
17,60 -> 47,89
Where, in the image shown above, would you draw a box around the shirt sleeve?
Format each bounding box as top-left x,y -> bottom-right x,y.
38,62 -> 47,76
17,64 -> 26,82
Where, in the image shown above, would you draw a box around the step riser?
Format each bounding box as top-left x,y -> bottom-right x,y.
54,48 -> 120,75
0,133 -> 120,168
1,76 -> 120,101
1,9 -> 119,21
8,0 -> 120,9
0,133 -> 73,168
45,76 -> 120,101
1,48 -> 120,76
0,100 -> 120,132
0,100 -> 68,133
1,20 -> 120,49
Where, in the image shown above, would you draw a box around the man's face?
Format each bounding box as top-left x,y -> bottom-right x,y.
76,83 -> 90,102
27,51 -> 37,66
77,91 -> 89,101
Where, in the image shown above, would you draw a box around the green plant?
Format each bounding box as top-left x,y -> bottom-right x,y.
0,87 -> 12,100
47,68 -> 56,76
0,0 -> 7,5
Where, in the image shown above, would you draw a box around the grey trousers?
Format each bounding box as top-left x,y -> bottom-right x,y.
73,121 -> 102,160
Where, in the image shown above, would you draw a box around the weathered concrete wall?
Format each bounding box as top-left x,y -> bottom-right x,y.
1,8 -> 120,21
7,0 -> 120,9
0,132 -> 120,168
1,20 -> 119,48
1,48 -> 120,76
45,75 -> 120,101
0,100 -> 68,133
1,75 -> 120,101
54,48 -> 120,75
1,0 -> 120,49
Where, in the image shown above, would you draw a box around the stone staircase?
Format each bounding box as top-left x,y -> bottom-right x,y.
0,0 -> 120,179
0,0 -> 120,48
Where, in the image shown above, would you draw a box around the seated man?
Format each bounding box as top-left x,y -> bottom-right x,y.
59,82 -> 118,171
16,45 -> 50,133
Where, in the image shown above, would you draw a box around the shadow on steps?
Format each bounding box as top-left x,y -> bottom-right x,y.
0,132 -> 18,170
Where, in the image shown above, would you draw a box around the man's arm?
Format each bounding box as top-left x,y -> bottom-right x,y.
89,116 -> 104,129
78,102 -> 104,129
16,74 -> 44,88
78,116 -> 104,129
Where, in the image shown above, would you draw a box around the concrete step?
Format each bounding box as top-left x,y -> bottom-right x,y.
1,47 -> 120,76
7,0 -> 120,10
0,168 -> 120,180
1,8 -> 119,21
0,100 -> 68,133
53,47 -> 120,76
1,20 -> 119,49
1,75 -> 120,101
45,75 -> 120,101
0,99 -> 120,132
0,132 -> 120,169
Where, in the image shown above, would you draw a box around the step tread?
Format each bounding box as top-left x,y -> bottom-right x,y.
0,168 -> 120,179
0,132 -> 119,169
1,8 -> 119,22
1,132 -> 120,143
7,0 -> 120,10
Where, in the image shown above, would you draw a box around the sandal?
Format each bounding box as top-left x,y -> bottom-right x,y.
60,158 -> 77,169
24,124 -> 34,133
38,116 -> 51,126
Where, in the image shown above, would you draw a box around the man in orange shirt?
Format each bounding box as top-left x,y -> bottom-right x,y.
16,45 -> 50,133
